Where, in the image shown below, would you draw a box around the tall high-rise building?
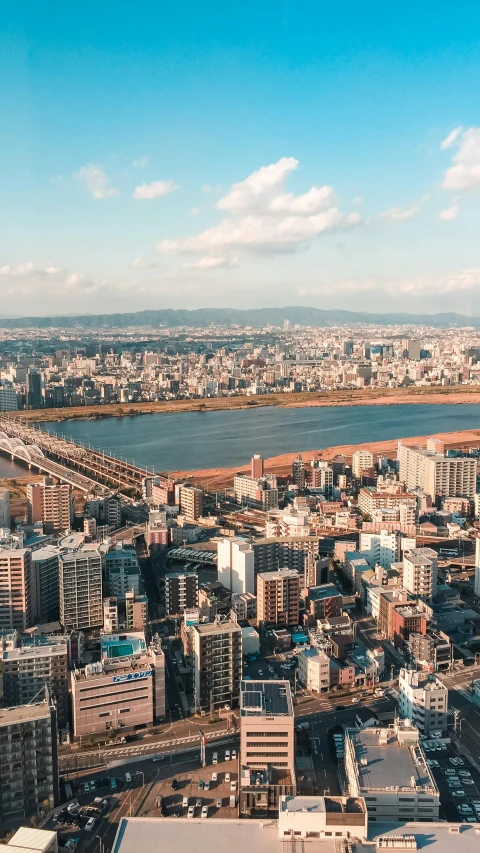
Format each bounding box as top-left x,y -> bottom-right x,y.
0,699 -> 59,819
59,548 -> 103,629
193,619 -> 242,711
398,441 -> 477,499
26,369 -> 43,409
403,548 -> 438,602
217,537 -> 255,595
0,548 -> 32,630
310,459 -> 333,494
398,668 -> 448,735
27,479 -> 71,533
164,572 -> 198,615
251,454 -> 264,479
31,546 -> 60,623
0,487 -> 10,528
257,569 -> 300,626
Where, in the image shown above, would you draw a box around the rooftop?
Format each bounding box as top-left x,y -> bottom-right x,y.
240,680 -> 293,717
280,794 -> 365,815
0,701 -> 52,727
111,818 -> 480,853
308,584 -> 342,601
347,727 -> 436,793
3,643 -> 67,661
8,827 -> 57,853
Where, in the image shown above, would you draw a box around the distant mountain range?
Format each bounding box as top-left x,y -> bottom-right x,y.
1,307 -> 479,330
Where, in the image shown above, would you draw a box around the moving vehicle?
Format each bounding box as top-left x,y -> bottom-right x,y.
153,755 -> 165,762
85,818 -> 95,832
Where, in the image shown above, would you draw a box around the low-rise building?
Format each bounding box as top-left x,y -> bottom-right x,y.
71,632 -> 164,737
298,647 -> 331,692
344,719 -> 439,822
278,795 -> 367,841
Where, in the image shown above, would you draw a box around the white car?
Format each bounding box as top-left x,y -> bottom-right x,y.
85,818 -> 96,832
188,806 -> 195,818
211,772 -> 218,782
225,772 -> 231,783
201,806 -> 208,819
225,750 -> 230,762
231,750 -> 237,760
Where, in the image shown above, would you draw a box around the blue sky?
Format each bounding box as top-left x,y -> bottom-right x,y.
1,1 -> 480,316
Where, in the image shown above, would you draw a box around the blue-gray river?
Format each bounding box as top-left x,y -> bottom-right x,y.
38,403 -> 480,472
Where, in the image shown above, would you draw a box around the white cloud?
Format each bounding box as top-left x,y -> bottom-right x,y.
183,256 -> 239,270
132,156 -> 149,168
441,127 -> 462,150
189,207 -> 200,216
378,195 -> 429,221
0,261 -> 103,297
442,127 -> 480,191
131,256 -> 160,269
352,195 -> 363,206
158,157 -> 362,258
75,164 -> 119,199
378,205 -> 420,221
440,204 -> 459,221
440,267 -> 480,292
133,180 -> 177,200
217,157 -> 298,212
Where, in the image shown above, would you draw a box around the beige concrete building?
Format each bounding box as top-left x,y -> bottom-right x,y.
239,679 -> 296,816
352,449 -> 373,477
298,647 -> 331,692
398,668 -> 448,735
27,478 -> 71,533
177,484 -> 203,521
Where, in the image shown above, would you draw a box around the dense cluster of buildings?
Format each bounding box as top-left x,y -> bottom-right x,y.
4,324 -> 480,410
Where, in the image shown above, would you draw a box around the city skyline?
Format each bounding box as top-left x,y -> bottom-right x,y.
1,2 -> 480,316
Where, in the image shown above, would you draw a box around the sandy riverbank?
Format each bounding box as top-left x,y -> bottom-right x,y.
171,428 -> 480,490
8,385 -> 480,423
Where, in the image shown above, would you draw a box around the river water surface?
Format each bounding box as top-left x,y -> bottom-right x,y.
39,403 -> 480,472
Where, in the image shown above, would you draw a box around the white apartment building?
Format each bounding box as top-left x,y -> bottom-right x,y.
352,450 -> 373,477
217,537 -> 255,594
398,442 -> 477,499
398,668 -> 448,736
298,647 -> 331,692
359,530 -> 416,569
403,547 -> 438,602
265,507 -> 311,538
59,547 -> 103,629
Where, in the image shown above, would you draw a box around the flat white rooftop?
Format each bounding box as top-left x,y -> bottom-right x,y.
112,818 -> 480,853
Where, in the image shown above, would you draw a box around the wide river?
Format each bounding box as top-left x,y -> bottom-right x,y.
37,403 -> 480,473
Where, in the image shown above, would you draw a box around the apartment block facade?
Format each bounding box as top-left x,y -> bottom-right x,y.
257,569 -> 300,626
193,619 -> 242,711
0,548 -> 32,631
59,548 -> 103,629
164,572 -> 198,615
27,479 -> 71,533
2,640 -> 69,731
398,668 -> 448,735
0,700 -> 59,819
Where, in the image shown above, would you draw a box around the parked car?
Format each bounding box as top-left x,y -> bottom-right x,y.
85,818 -> 96,832
232,749 -> 237,760
187,806 -> 194,818
225,750 -> 230,761
211,772 -> 218,782
225,772 -> 230,783
201,806 -> 208,818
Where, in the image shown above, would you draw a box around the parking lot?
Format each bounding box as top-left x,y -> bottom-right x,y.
422,740 -> 480,823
